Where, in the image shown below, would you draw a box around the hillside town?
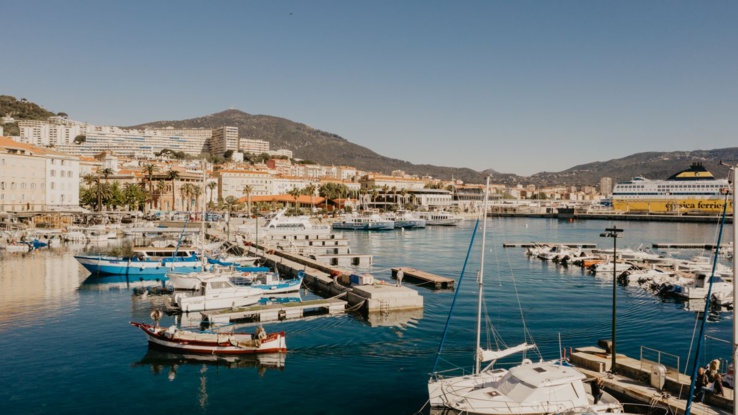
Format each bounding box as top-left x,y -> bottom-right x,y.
0,115 -> 607,218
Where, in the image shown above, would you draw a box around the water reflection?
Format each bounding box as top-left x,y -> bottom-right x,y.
132,349 -> 286,379
0,249 -> 82,329
79,274 -> 167,291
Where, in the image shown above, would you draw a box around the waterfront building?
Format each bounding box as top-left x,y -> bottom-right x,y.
270,175 -> 314,196
407,188 -> 455,210
358,174 -> 426,191
0,136 -> 80,212
217,169 -> 273,201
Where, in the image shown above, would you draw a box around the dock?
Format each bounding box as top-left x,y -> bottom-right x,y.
391,267 -> 454,290
502,242 -> 598,248
201,298 -> 347,324
571,346 -> 732,415
652,243 -> 725,250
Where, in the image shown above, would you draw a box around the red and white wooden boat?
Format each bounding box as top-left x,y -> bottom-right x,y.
130,322 -> 286,355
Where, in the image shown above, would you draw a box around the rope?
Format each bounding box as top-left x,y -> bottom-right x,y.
345,299 -> 365,312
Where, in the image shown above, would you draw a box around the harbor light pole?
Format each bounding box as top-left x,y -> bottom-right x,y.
600,226 -> 623,373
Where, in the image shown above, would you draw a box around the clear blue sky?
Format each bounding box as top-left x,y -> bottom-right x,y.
2,1 -> 736,176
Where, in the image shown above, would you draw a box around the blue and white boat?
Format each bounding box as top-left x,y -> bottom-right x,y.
332,211 -> 394,231
234,270 -> 304,294
74,248 -> 203,276
383,210 -> 427,229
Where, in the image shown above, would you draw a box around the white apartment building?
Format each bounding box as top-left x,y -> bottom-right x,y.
270,176 -> 313,195
217,169 -> 273,201
359,174 -> 427,191
240,138 -> 270,154
210,126 -> 239,156
336,166 -> 358,181
0,136 -> 80,212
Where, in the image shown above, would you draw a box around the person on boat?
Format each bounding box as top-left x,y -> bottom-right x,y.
713,373 -> 725,397
590,377 -> 604,404
694,367 -> 710,403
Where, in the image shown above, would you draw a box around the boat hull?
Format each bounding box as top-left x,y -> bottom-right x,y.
130,322 -> 286,355
75,254 -> 202,276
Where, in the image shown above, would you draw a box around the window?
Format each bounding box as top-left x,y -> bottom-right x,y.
50,170 -> 56,177
51,182 -> 55,190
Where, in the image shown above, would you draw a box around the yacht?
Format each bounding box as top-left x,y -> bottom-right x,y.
237,208 -> 332,239
332,211 -> 394,231
382,210 -> 426,229
418,211 -> 463,226
171,274 -> 263,312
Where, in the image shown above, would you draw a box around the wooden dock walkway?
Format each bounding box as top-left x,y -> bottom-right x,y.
201,298 -> 347,324
391,267 -> 454,290
571,347 -> 732,415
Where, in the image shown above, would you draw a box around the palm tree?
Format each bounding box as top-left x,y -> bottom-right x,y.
165,169 -> 180,211
141,163 -> 158,211
288,187 -> 302,213
400,188 -> 408,209
207,181 -> 218,208
180,183 -> 193,211
304,183 -> 317,213
242,184 -> 253,216
192,185 -> 202,212
156,180 -> 167,210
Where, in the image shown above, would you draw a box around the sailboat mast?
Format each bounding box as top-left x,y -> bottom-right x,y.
475,176 -> 491,375
728,166 -> 738,415
200,160 -> 207,270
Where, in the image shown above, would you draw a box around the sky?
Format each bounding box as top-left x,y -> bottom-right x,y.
2,1 -> 736,176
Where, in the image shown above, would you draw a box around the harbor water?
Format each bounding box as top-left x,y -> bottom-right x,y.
0,217 -> 734,415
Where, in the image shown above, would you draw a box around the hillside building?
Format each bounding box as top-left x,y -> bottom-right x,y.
210,126 -> 239,156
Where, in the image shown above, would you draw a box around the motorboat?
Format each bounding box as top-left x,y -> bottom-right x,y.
236,270 -> 304,294
382,210 -> 426,229
670,272 -> 733,300
332,211 -> 394,230
417,211 -> 463,226
171,274 -> 263,312
130,322 -> 285,355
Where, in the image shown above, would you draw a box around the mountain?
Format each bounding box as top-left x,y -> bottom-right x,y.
130,109 -> 489,183
523,149 -> 738,187
0,95 -> 59,136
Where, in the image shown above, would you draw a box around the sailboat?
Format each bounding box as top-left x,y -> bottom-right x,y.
428,177 -> 622,415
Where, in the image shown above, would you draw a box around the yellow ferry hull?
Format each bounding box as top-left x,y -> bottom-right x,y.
612,198 -> 733,214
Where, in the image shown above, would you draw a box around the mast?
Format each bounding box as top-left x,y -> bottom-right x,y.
728,166 -> 738,415
475,176 -> 491,375
200,160 -> 207,270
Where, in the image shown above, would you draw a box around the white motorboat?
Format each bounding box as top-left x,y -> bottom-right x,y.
382,210 -> 426,229
671,272 -> 733,300
417,211 -> 463,226
332,211 -> 394,230
237,208 -> 332,239
171,274 -> 263,312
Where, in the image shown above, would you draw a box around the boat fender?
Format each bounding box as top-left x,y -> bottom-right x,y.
297,270 -> 305,278
150,309 -> 162,322
278,309 -> 286,321
522,358 -> 533,365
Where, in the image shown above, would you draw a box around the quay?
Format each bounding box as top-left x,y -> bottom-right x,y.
243,244 -> 424,315
502,242 -> 597,248
202,298 -> 347,324
652,243 -> 727,250
391,267 -> 454,290
491,212 -> 733,224
571,346 -> 732,415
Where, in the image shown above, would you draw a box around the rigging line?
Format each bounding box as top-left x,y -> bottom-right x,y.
431,216 -> 481,374
685,190 -> 730,415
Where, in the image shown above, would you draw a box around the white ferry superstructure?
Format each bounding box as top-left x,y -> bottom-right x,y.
611,162 -> 732,214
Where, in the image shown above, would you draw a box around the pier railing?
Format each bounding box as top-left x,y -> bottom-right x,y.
640,346 -> 681,378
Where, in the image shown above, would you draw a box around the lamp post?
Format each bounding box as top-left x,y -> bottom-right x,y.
600,226 -> 623,373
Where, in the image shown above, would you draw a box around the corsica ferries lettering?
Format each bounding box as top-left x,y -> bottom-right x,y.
665,200 -> 732,212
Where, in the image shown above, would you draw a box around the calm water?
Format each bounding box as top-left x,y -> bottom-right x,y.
0,218 -> 734,415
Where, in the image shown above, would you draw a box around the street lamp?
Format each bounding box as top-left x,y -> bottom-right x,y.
600,226 -> 623,373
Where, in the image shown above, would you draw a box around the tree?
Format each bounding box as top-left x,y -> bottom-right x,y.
180,183 -> 193,211
165,169 -> 180,211
192,185 -> 202,212
156,180 -> 167,209
73,134 -> 86,144
304,183 -> 317,212
224,150 -> 235,160
141,163 -> 158,211
242,184 -> 253,215
207,181 -> 218,208
288,187 -> 302,213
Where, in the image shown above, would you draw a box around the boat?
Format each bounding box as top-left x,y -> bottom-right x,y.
417,210 -> 463,226
170,274 -> 263,312
669,272 -> 733,301
382,210 -> 426,229
332,211 -> 394,230
236,270 -> 304,294
611,162 -> 732,215
428,177 -> 621,414
130,322 -> 286,355
74,247 -> 202,276
237,208 -> 332,239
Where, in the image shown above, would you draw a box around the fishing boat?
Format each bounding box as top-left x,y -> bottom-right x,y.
236,270 -> 304,294
74,248 -> 202,276
428,177 -> 621,414
129,322 -> 286,355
